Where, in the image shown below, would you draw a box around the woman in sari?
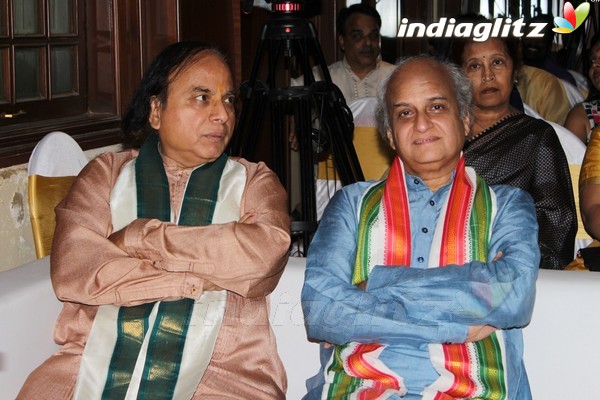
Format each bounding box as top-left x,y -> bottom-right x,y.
451,33 -> 577,269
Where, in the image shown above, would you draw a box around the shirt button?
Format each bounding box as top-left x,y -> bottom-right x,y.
414,179 -> 420,184
417,257 -> 424,263
191,285 -> 197,294
429,200 -> 435,206
422,227 -> 428,233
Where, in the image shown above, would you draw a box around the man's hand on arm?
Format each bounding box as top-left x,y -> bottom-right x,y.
466,325 -> 497,342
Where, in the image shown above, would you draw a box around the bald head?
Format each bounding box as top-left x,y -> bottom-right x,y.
377,56 -> 473,138
377,56 -> 473,184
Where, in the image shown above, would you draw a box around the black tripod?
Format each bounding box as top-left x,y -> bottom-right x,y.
230,4 -> 364,253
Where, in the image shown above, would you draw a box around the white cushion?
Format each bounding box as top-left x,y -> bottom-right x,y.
28,131 -> 88,177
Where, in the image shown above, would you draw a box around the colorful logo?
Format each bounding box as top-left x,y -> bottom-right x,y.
553,2 -> 590,34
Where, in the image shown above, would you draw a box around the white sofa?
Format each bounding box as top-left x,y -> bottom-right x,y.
1,257 -> 599,400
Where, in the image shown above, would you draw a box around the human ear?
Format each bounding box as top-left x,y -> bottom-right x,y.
149,96 -> 162,130
386,129 -> 397,151
463,114 -> 471,137
338,34 -> 345,52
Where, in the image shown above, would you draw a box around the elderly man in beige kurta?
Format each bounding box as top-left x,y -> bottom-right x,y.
19,148 -> 290,399
18,41 -> 290,400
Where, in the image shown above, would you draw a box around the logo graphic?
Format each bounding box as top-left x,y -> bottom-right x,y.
553,2 -> 590,33
396,18 -> 547,42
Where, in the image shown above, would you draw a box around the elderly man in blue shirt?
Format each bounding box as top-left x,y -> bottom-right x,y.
301,55 -> 540,400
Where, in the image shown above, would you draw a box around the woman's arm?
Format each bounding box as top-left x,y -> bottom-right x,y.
564,104 -> 590,143
581,183 -> 600,240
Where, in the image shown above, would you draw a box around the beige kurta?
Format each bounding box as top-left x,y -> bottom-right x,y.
18,149 -> 291,399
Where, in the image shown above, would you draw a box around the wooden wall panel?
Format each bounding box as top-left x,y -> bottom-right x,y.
115,0 -> 180,116
86,0 -> 118,115
141,0 -> 180,70
179,0 -> 240,85
115,0 -> 142,116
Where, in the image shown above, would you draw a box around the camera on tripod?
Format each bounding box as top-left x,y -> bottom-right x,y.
242,0 -> 312,16
231,0 -> 364,252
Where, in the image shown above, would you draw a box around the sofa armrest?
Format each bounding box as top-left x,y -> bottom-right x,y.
0,257 -> 62,400
3,257 -> 599,400
524,269 -> 600,399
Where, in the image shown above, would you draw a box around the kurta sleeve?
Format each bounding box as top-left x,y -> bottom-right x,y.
367,185 -> 540,330
52,152 -> 199,306
51,153 -> 290,307
120,160 -> 290,298
301,185 -> 468,347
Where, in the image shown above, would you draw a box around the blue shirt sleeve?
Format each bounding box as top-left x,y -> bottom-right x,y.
301,183 -> 469,346
366,185 -> 540,329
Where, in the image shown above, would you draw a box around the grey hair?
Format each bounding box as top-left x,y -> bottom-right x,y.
376,55 -> 473,141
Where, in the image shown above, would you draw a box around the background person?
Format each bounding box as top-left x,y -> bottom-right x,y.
289,3 -> 396,223
288,2 -> 395,150
580,126 -> 600,241
301,56 -> 539,399
521,14 -> 579,87
291,3 -> 394,104
451,33 -> 577,269
567,125 -> 600,270
564,35 -> 600,143
516,63 -> 574,125
18,41 -> 291,399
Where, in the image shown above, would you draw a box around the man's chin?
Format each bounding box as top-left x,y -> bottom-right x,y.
359,54 -> 377,62
356,58 -> 377,69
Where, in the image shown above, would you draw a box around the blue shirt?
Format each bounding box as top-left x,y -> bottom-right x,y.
301,174 -> 540,399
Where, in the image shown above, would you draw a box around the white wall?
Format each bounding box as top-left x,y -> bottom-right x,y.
0,144 -> 122,273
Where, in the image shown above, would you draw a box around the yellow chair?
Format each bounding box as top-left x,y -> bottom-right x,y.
28,132 -> 88,258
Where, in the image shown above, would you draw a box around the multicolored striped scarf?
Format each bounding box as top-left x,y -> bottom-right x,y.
323,156 -> 506,399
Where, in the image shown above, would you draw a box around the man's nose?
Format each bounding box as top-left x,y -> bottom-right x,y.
210,100 -> 230,123
414,111 -> 433,132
